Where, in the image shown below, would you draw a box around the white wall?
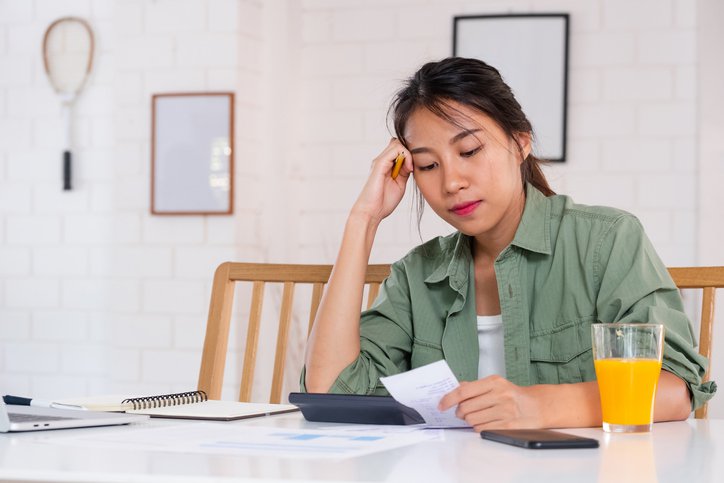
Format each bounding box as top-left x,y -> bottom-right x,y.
1,0 -> 722,415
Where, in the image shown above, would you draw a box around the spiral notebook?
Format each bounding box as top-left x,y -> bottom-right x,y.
53,391 -> 299,421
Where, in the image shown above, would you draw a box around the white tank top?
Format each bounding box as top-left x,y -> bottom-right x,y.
477,314 -> 506,379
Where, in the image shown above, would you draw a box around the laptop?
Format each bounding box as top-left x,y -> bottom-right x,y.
0,397 -> 149,432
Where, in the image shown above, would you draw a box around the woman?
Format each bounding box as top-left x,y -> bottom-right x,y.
302,57 -> 715,430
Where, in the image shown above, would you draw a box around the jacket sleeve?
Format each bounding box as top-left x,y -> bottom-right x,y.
594,214 -> 716,410
300,261 -> 414,395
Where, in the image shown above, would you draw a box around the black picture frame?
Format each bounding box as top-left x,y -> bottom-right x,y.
453,13 -> 570,162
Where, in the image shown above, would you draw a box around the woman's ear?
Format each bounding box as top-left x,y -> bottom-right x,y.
513,132 -> 532,163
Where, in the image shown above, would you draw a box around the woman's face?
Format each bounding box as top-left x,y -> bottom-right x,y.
404,102 -> 530,240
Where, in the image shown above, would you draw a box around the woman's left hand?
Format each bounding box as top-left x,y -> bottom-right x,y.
437,376 -> 545,431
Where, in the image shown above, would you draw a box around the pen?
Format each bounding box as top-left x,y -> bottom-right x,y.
391,152 -> 405,180
3,394 -> 86,410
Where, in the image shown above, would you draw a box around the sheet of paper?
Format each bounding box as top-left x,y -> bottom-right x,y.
380,360 -> 468,428
44,423 -> 441,459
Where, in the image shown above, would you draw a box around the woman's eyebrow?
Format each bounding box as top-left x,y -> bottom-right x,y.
409,128 -> 483,155
449,128 -> 482,144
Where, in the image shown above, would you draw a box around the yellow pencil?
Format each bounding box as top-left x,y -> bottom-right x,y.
391,152 -> 405,180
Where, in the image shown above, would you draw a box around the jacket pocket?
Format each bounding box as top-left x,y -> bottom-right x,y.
411,337 -> 443,369
529,316 -> 596,383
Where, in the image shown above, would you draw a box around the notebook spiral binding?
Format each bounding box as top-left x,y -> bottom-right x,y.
121,390 -> 208,410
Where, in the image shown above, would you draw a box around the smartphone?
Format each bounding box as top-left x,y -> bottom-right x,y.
480,429 -> 599,449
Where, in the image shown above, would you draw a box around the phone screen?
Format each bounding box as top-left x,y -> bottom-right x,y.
480,429 -> 599,449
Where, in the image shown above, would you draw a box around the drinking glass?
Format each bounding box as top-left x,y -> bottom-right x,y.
591,323 -> 665,433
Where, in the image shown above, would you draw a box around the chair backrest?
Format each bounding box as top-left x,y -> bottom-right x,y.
197,262 -> 391,403
668,266 -> 724,419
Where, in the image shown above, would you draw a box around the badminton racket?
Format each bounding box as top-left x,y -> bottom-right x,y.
42,17 -> 95,191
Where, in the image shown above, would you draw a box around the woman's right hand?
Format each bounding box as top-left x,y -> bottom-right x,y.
350,138 -> 414,224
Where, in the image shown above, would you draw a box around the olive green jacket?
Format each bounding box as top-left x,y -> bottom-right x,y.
301,185 -> 716,410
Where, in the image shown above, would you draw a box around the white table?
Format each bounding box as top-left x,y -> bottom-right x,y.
1,413 -> 722,483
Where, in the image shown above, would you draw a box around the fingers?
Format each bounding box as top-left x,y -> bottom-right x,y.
467,402 -> 539,431
440,387 -> 509,430
372,138 -> 411,180
437,376 -> 535,429
404,149 -> 414,174
438,376 -> 501,411
438,384 -> 466,412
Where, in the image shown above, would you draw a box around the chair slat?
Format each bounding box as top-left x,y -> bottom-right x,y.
699,287 -> 716,374
270,282 -> 295,404
694,287 -> 716,419
239,281 -> 265,402
198,262 -> 236,400
367,283 -> 380,310
695,287 -> 716,419
308,283 -> 324,335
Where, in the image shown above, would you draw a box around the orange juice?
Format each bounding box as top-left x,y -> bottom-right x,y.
594,358 -> 662,426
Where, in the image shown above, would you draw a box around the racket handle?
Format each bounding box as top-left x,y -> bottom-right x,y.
63,150 -> 72,190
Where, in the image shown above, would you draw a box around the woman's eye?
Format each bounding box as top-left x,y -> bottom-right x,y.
461,146 -> 482,158
417,162 -> 438,172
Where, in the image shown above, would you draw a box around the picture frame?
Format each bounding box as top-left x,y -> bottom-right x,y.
151,92 -> 235,215
453,14 -> 570,162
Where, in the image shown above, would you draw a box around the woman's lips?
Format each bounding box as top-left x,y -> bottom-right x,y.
450,200 -> 481,216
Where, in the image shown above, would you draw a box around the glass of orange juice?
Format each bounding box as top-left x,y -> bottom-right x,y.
592,323 -> 665,433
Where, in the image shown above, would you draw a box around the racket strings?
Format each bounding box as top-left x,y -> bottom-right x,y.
42,17 -> 94,96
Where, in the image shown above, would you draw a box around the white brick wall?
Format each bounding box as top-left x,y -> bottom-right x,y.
142,280 -> 205,314
0,246 -> 30,275
1,0 -> 722,416
5,342 -> 61,373
89,246 -> 172,277
32,310 -> 88,341
110,314 -> 173,348
0,310 -> 30,340
33,246 -> 89,276
602,0 -> 673,30
6,279 -> 60,308
145,0 -> 207,33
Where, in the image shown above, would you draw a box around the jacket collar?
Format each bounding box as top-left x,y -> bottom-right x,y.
511,183 -> 552,256
424,231 -> 471,293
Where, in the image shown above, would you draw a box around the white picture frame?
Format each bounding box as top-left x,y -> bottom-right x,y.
453,14 -> 569,162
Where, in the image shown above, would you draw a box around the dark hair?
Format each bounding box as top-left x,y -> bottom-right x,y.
390,57 -> 555,225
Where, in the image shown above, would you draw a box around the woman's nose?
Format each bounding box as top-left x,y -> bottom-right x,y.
443,161 -> 468,193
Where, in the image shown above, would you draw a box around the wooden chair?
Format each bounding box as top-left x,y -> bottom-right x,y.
668,266 -> 724,419
197,262 -> 391,403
